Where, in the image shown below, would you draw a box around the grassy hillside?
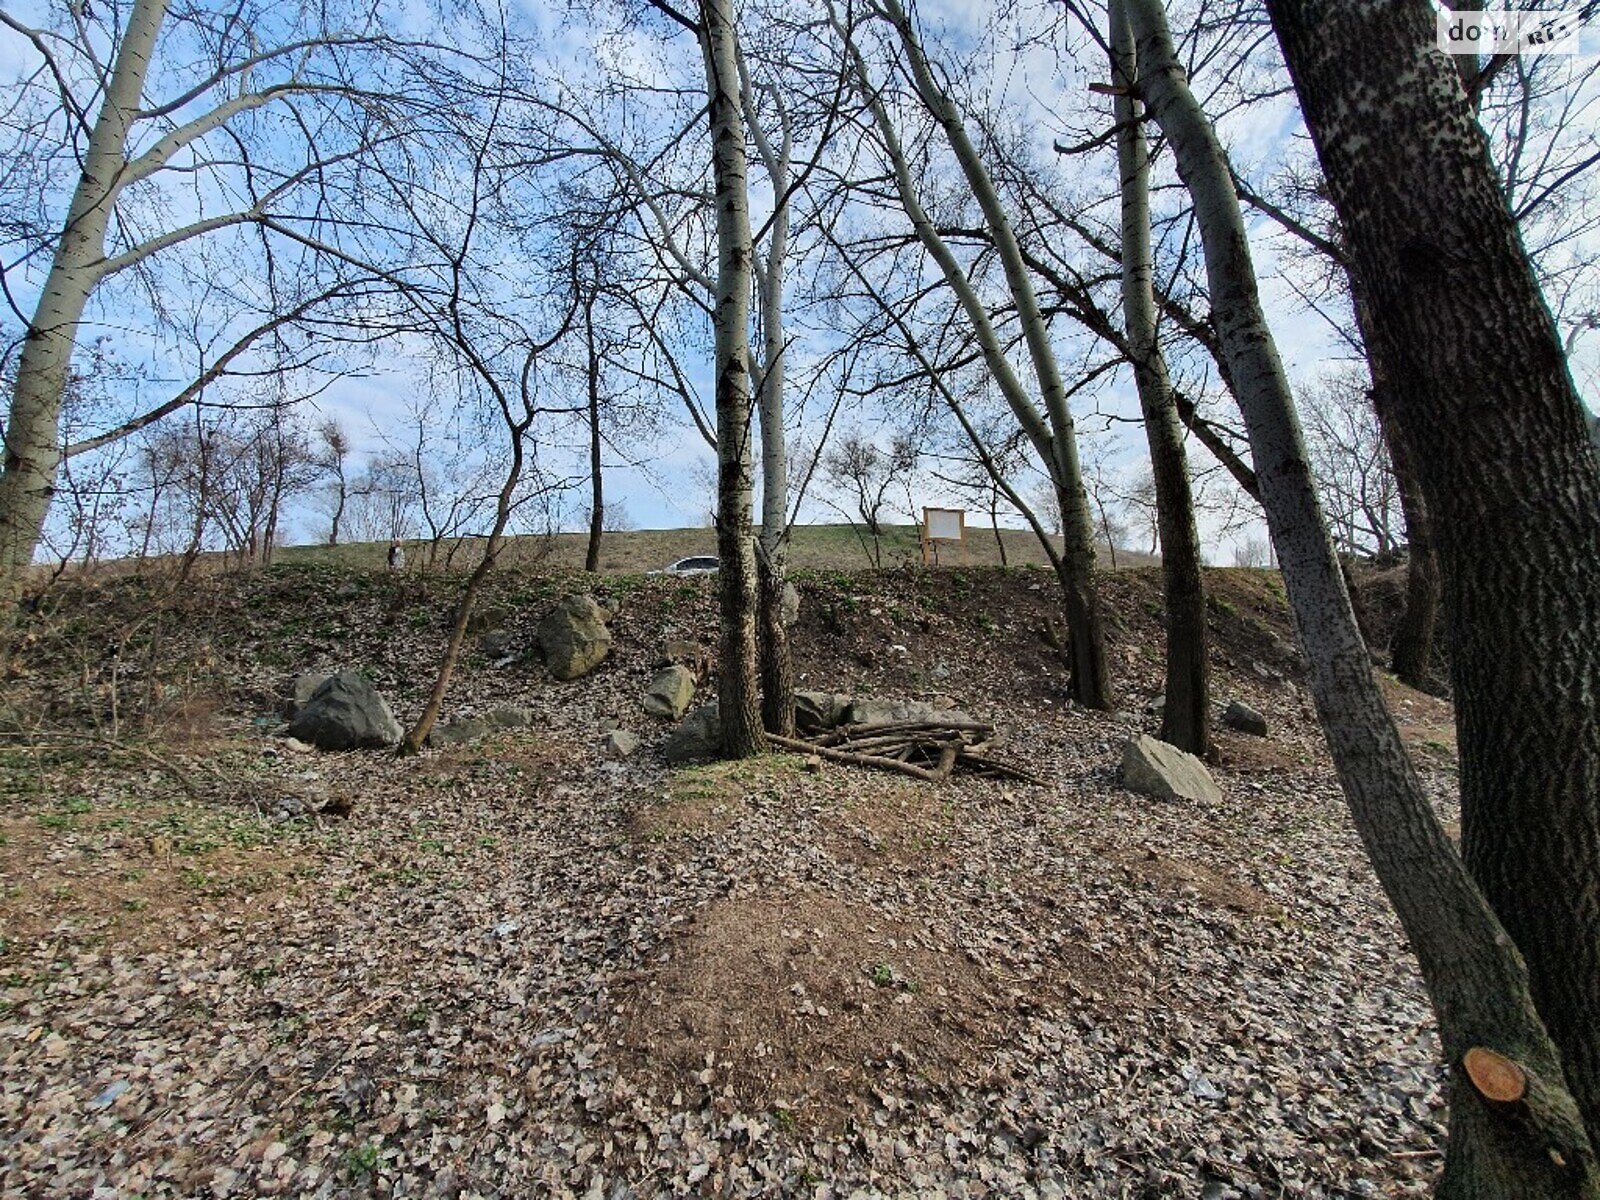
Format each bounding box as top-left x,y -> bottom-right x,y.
275,521 -> 1153,575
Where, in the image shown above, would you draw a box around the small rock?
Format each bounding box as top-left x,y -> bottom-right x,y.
485,707 -> 532,729
602,730 -> 640,759
428,716 -> 490,747
1119,734 -> 1222,804
643,665 -> 696,720
780,581 -> 801,627
1223,700 -> 1268,737
663,703 -> 722,763
479,628 -> 519,659
598,717 -> 621,733
803,755 -> 823,774
844,697 -> 971,726
282,737 -> 316,754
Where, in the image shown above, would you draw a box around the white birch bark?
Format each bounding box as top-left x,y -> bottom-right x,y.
699,0 -> 764,757
0,0 -> 170,610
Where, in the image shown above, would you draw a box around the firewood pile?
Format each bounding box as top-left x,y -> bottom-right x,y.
768,718 -> 1043,785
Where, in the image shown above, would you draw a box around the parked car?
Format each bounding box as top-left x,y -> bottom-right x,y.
650,556 -> 720,576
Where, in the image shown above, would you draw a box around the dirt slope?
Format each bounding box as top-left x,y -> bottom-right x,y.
0,563 -> 1456,1197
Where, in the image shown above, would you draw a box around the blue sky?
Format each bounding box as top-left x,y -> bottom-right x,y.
4,0 -> 1597,563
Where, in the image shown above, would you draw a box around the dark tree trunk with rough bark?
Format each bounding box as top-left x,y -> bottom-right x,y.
1268,0 -> 1600,1159
1129,0 -> 1600,1192
699,0 -> 764,759
1110,0 -> 1210,755
1378,397 -> 1441,689
584,295 -> 604,575
1347,269 -> 1441,689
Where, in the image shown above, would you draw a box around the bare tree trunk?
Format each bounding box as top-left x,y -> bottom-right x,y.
746,69 -> 796,738
1381,396 -> 1441,688
1110,0 -> 1210,755
1348,273 -> 1441,690
329,471 -> 347,547
401,439 -> 524,755
1269,0 -> 1600,1162
700,0 -> 764,759
1128,0 -> 1599,1192
836,0 -> 1111,707
583,293 -> 604,574
0,0 -> 170,623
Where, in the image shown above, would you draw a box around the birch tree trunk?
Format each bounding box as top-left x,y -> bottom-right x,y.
699,0 -> 764,759
747,77 -> 796,738
1126,0 -> 1599,1191
0,0 -> 170,622
1268,0 -> 1600,1159
1109,0 -> 1210,754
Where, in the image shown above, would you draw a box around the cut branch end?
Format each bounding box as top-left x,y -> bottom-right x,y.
1462,1047 -> 1527,1105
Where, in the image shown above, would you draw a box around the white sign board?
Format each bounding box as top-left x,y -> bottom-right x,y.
925,508 -> 963,542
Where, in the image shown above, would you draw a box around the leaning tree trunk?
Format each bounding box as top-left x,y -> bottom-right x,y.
700,0 -> 764,759
1268,0 -> 1600,1157
1348,269 -> 1441,691
877,0 -> 1113,708
0,0 -> 170,628
1110,0 -> 1210,755
1127,0 -> 1600,1192
399,424 -> 527,755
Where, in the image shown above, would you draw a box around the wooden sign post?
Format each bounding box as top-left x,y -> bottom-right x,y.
921,507 -> 967,565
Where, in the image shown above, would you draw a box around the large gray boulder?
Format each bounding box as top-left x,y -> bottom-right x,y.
283,672 -> 330,719
536,595 -> 613,681
286,672 -> 402,751
1120,734 -> 1222,804
663,702 -> 722,764
643,666 -> 696,720
794,691 -> 853,735
843,697 -> 971,727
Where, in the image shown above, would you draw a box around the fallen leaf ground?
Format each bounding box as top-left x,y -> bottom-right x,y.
1,561 -> 1455,1197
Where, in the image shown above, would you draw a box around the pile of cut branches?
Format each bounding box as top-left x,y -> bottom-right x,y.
769,718 -> 1042,785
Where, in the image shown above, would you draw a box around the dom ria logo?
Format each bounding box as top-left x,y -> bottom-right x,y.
1437,9 -> 1581,55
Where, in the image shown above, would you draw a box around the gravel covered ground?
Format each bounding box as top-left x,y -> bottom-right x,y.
0,563 -> 1459,1197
